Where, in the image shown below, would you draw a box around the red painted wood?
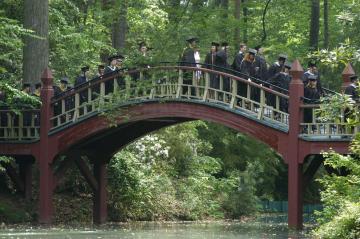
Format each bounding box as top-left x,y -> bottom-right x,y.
93,160 -> 107,224
287,59 -> 304,229
0,65 -> 353,228
54,102 -> 288,157
19,160 -> 33,200
38,68 -> 56,224
342,63 -> 355,91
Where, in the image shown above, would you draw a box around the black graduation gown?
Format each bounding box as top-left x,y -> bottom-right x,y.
231,52 -> 244,72
269,72 -> 291,112
180,47 -> 196,67
240,60 -> 259,101
344,84 -> 359,102
255,55 -> 268,82
205,52 -> 219,89
302,71 -> 324,96
215,50 -> 230,92
103,65 -> 125,94
304,86 -> 320,123
75,75 -> 88,103
268,62 -> 283,79
180,47 -> 196,88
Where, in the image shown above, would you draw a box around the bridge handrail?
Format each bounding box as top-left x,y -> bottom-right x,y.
50,64 -> 289,104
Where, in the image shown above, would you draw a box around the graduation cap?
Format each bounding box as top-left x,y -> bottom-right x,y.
278,54 -> 287,60
108,54 -> 124,62
186,37 -> 198,43
221,42 -> 229,47
350,75 -> 358,82
254,45 -> 262,51
22,83 -> 31,88
308,61 -> 317,67
138,41 -> 147,48
211,41 -> 220,47
98,65 -> 105,69
248,48 -> 257,55
60,77 -> 69,84
81,66 -> 90,72
35,83 -> 41,89
308,74 -> 317,81
284,62 -> 292,69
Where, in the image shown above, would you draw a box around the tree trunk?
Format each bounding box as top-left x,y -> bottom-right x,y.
323,0 -> 329,48
222,0 -> 229,18
309,0 -> 320,50
242,0 -> 248,43
23,0 -> 49,86
234,0 -> 241,44
112,0 -> 127,51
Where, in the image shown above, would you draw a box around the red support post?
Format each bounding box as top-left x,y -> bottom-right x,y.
19,160 -> 33,201
39,68 -> 55,224
93,160 -> 107,224
287,60 -> 304,229
341,63 -> 355,92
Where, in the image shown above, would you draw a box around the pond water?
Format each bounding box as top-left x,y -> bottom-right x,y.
0,216 -> 313,239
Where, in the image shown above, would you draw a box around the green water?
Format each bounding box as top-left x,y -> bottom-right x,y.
0,220 -> 312,239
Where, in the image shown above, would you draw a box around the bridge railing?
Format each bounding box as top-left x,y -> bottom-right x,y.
0,109 -> 40,141
299,102 -> 360,138
49,64 -> 290,130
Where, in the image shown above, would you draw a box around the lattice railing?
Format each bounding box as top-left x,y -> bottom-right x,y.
50,65 -> 290,130
300,103 -> 360,138
1,64 -> 357,141
0,109 -> 40,141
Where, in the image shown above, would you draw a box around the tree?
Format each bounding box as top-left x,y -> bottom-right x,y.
309,0 -> 320,50
112,0 -> 128,52
323,0 -> 329,48
234,0 -> 241,44
23,0 -> 49,86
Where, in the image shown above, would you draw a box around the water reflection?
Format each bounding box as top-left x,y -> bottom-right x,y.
0,216 -> 312,239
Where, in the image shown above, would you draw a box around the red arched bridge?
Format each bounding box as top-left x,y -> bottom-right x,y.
0,60 -> 357,229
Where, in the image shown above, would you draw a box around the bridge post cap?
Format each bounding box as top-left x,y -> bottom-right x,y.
289,59 -> 304,73
41,68 -> 53,86
342,63 -> 355,76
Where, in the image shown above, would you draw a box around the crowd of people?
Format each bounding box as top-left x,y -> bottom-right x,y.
180,37 -> 359,116
15,38 -> 359,119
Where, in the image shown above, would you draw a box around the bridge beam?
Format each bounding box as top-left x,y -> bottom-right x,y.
39,68 -> 55,224
287,60 -> 304,229
18,159 -> 33,201
93,159 -> 107,224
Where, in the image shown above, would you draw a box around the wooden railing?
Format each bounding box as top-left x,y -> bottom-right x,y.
300,103 -> 359,138
0,109 -> 40,141
49,65 -> 290,130
0,64 -> 357,141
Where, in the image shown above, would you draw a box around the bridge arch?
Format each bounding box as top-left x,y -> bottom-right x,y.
53,100 -> 289,160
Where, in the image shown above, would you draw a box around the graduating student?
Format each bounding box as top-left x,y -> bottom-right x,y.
215,42 -> 231,94
254,45 -> 268,82
345,75 -> 359,102
104,54 -> 125,94
303,75 -> 321,124
232,43 -> 247,72
303,61 -> 323,96
205,42 -> 220,91
96,65 -> 105,77
180,37 -> 199,95
75,66 -> 90,87
268,54 -> 287,79
240,49 -> 259,101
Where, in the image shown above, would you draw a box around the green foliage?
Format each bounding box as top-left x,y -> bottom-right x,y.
0,156 -> 12,172
0,83 -> 41,111
313,134 -> 360,237
49,0 -> 115,82
0,16 -> 32,82
315,93 -> 353,124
